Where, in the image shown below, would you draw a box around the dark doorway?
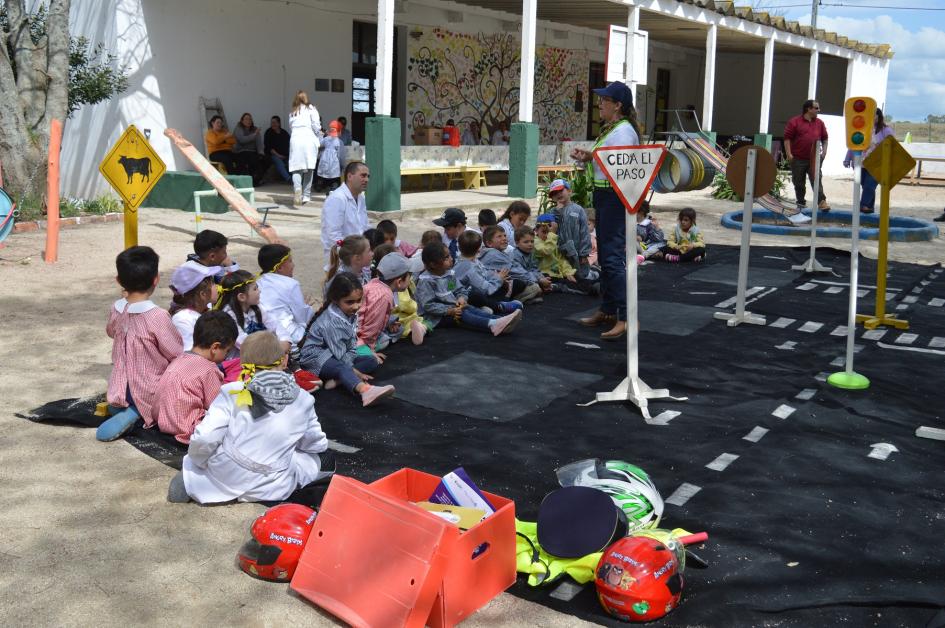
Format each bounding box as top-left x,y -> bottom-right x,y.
351,21 -> 399,144
654,68 -> 671,134
587,62 -> 605,140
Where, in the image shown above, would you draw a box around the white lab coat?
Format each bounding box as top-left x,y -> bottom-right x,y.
256,273 -> 314,345
320,183 -> 369,267
171,309 -> 201,351
288,105 -> 323,172
182,381 -> 329,504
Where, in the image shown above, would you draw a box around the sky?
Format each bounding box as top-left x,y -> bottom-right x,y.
756,1 -> 945,121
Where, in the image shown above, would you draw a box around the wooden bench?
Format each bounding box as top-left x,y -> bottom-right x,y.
909,156 -> 945,184
401,164 -> 489,191
538,164 -> 578,178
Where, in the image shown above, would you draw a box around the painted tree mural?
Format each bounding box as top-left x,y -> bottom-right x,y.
406,27 -> 588,143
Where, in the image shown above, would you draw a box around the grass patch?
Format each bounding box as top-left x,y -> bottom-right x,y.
14,194 -> 122,222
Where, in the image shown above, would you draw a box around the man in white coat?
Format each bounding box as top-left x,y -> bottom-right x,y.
320,161 -> 370,269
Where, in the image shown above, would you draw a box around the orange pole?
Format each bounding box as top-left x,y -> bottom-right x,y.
44,119 -> 63,263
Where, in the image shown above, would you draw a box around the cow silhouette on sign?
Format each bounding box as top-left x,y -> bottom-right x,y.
118,155 -> 152,184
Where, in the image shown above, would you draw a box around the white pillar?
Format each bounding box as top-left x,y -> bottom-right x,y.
626,4 -> 640,94
702,23 -> 717,131
518,0 -> 537,122
375,0 -> 395,116
844,57 -> 855,100
759,35 -> 775,134
807,50 -> 819,100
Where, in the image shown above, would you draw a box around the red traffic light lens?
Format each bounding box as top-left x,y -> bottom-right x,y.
851,131 -> 864,144
853,99 -> 866,112
852,115 -> 866,129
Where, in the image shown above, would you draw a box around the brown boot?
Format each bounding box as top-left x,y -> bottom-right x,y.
579,311 -> 616,327
600,320 -> 627,340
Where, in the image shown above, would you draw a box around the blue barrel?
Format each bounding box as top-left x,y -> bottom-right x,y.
0,187 -> 15,243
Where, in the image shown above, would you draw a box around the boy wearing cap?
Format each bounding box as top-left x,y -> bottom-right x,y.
358,253 -> 428,350
153,311 -> 238,444
434,207 -> 467,262
97,246 -> 184,442
548,179 -> 592,277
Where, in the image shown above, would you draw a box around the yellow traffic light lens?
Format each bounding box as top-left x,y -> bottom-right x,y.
852,115 -> 866,129
853,99 -> 866,112
851,132 -> 864,144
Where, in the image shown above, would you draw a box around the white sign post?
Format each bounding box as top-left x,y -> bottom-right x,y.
586,145 -> 688,419
792,140 -> 832,274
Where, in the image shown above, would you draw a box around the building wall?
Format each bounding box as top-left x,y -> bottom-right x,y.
846,55 -> 890,110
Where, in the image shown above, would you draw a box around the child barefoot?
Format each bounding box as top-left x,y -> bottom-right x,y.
416,242 -> 522,336
663,207 -> 706,263
326,234 -> 372,290
154,311 -> 238,444
172,331 -> 333,504
169,261 -> 221,351
97,246 -> 184,442
359,251 -> 427,350
299,272 -> 395,406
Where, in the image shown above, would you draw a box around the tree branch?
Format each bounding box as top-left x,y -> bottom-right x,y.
38,0 -> 70,130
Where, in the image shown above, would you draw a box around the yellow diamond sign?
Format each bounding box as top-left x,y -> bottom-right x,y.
862,135 -> 915,189
99,125 -> 166,209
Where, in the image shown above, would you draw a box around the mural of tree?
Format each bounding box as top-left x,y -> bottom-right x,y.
406,27 -> 588,143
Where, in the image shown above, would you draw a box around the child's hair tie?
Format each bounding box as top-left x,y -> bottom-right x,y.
336,239 -> 344,246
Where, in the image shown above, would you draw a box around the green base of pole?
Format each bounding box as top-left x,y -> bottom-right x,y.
827,371 -> 870,390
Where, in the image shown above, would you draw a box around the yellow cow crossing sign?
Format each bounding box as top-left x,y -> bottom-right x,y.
99,125 -> 166,210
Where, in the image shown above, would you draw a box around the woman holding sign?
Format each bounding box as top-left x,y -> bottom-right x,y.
570,81 -> 641,340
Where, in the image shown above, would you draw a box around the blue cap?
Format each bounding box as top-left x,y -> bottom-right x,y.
537,214 -> 557,224
548,178 -> 570,193
592,81 -> 634,112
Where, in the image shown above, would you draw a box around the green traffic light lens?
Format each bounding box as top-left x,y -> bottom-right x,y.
851,132 -> 864,144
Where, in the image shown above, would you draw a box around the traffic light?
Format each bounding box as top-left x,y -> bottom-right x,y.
844,96 -> 877,151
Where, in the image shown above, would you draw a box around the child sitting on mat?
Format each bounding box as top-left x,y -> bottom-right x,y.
409,229 -> 443,276
359,250 -> 427,351
480,225 -> 545,302
299,272 -> 396,407
497,201 -> 531,254
153,311 -> 238,444
216,270 -> 291,359
587,210 -> 598,267
256,243 -> 314,351
325,234 -> 372,290
533,216 -> 598,295
416,242 -> 522,336
662,207 -> 706,263
453,231 -> 523,314
376,219 -> 418,258
187,229 -> 239,284
170,261 -> 222,351
476,208 -> 497,234
636,202 -> 666,260
97,246 -> 184,442
169,331 -> 333,505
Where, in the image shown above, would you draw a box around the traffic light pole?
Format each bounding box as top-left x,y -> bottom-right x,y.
828,152 -> 869,390
792,140 -> 832,274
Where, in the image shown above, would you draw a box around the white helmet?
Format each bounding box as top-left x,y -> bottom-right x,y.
556,459 -> 663,532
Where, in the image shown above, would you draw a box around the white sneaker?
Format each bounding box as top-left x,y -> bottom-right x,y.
293,191 -> 302,206
361,384 -> 395,407
302,196 -> 311,204
491,309 -> 523,336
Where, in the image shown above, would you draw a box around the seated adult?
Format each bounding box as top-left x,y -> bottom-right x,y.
233,112 -> 266,186
205,115 -> 238,173
491,121 -> 510,146
264,115 -> 292,183
461,121 -> 484,146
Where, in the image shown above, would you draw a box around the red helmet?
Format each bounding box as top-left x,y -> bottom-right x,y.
237,504 -> 316,582
595,536 -> 684,622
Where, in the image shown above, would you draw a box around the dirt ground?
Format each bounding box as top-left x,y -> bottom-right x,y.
0,174 -> 941,626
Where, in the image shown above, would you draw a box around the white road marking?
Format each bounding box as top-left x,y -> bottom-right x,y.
830,356 -> 845,367
877,341 -> 945,356
645,410 -> 680,426
831,325 -> 848,336
666,483 -> 701,507
868,443 -> 898,461
798,321 -> 823,333
743,426 -> 769,443
930,337 -> 945,348
930,298 -> 945,307
796,388 -> 816,401
775,341 -> 797,351
895,333 -> 918,345
824,286 -> 843,294
769,317 -> 796,328
550,581 -> 583,601
772,404 -> 796,419
327,440 -> 361,453
797,282 -> 817,291
903,295 -> 918,304
706,453 -> 739,471
862,329 -> 887,341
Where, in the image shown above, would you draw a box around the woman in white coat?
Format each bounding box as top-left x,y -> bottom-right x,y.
288,90 -> 323,206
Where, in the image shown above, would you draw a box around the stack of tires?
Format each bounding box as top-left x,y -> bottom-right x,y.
651,148 -> 716,193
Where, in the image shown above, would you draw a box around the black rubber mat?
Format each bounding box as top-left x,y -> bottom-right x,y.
20,245 -> 945,626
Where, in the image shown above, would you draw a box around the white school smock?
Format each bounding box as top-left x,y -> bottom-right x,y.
320,183 -> 368,267
256,273 -> 314,345
288,105 -> 323,172
182,381 -> 329,503
171,308 -> 201,351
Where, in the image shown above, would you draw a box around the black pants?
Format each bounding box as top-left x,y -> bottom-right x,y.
234,151 -> 266,184
663,246 -> 706,262
209,150 -> 238,174
790,158 -> 826,207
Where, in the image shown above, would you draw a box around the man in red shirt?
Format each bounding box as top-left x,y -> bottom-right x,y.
784,100 -> 830,211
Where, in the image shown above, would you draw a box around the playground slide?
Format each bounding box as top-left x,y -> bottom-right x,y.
164,129 -> 282,244
678,134 -> 811,225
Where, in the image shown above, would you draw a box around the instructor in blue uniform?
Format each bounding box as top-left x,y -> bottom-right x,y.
570,81 -> 641,340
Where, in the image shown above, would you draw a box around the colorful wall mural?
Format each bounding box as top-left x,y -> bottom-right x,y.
406,27 -> 590,144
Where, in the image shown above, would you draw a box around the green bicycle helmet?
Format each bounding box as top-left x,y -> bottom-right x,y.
556,459 -> 663,532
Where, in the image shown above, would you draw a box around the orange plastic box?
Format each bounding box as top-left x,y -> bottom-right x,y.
290,469 -> 516,628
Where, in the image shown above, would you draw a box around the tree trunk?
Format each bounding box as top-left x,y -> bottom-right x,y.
0,0 -> 71,200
